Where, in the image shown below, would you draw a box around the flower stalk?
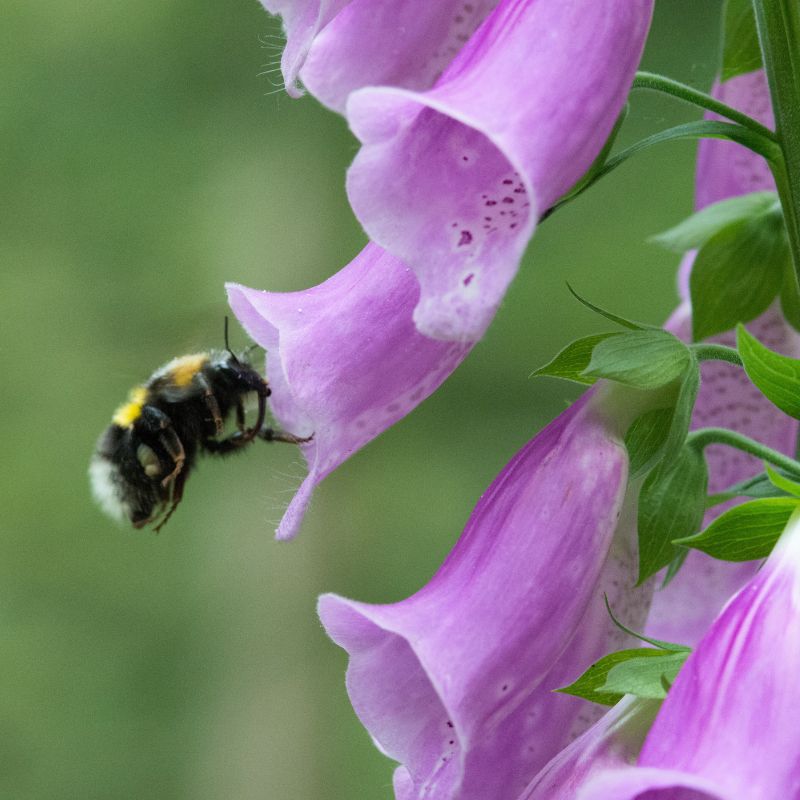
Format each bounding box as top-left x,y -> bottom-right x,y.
753,0 -> 800,287
632,70 -> 777,141
687,426 -> 800,478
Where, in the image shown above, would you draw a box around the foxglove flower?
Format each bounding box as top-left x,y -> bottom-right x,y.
646,70 -> 800,646
227,246 -> 471,539
518,697 -> 659,800
262,0 -> 501,110
578,506 -> 800,800
262,0 -> 654,341
319,387 -> 653,799
345,0 -> 653,341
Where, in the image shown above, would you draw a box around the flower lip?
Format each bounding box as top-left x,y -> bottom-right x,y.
343,0 -> 654,341
317,392 -> 653,798
346,85 -> 537,342
226,245 -> 472,539
299,0 -> 502,113
577,765 -> 729,800
318,595 -> 467,798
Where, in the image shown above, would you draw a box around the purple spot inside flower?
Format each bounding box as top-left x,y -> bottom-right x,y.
458,230 -> 473,246
502,196 -> 514,204
463,273 -> 474,286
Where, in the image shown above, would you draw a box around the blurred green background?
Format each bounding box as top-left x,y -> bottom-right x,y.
2,2 -> 724,798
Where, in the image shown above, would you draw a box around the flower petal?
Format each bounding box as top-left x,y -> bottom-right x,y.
300,0 -> 501,113
586,510 -> 800,800
226,244 -> 471,539
518,698 -> 660,800
344,0 -> 653,340
319,389 -> 655,798
577,766 -> 729,800
262,0 -> 500,108
695,71 -> 775,209
259,0 -> 351,98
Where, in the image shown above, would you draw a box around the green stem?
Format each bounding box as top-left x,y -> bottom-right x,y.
542,120 -> 777,221
752,0 -> 800,288
633,71 -> 778,142
691,343 -> 743,366
688,426 -> 800,477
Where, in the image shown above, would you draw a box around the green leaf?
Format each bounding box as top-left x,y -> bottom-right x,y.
637,445 -> 708,584
660,359 -> 700,469
530,333 -> 621,385
583,330 -> 690,389
765,464 -> 800,497
603,595 -> 691,652
690,209 -> 789,341
563,104 -> 629,201
566,284 -> 653,330
556,648 -> 676,706
601,650 -> 690,700
737,323 -> 800,419
780,267 -> 800,332
676,497 -> 800,561
706,470 -> 791,506
651,192 -> 778,253
625,406 -> 677,480
721,0 -> 763,81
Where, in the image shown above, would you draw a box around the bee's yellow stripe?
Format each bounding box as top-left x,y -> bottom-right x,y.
112,386 -> 148,428
168,353 -> 209,387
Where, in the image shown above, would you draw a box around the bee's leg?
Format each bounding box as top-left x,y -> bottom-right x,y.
216,379 -> 269,447
139,406 -> 186,487
260,428 -> 314,445
194,373 -> 223,436
235,399 -> 246,432
157,427 -> 186,487
154,466 -> 189,534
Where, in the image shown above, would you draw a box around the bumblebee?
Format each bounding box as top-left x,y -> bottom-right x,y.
90,331 -> 307,532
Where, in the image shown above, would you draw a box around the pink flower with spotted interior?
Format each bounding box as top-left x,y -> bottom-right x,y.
227,247 -> 471,540
262,0 -> 654,340
318,387 -> 653,800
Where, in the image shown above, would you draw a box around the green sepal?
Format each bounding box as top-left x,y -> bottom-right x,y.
690,208 -> 789,341
562,104 -> 629,202
651,192 -> 778,253
675,497 -> 800,561
601,650 -> 689,700
721,0 -> 763,81
603,595 -> 691,652
737,323 -> 800,419
660,358 -> 700,469
765,464 -> 800,497
556,648 -> 680,706
625,359 -> 700,483
530,333 -> 621,385
625,406 -> 677,480
706,470 -> 791,506
566,284 -> 654,331
637,444 -> 708,584
582,330 -> 691,390
780,268 -> 800,332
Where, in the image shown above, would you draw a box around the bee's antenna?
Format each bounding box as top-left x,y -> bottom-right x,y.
224,316 -> 241,364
